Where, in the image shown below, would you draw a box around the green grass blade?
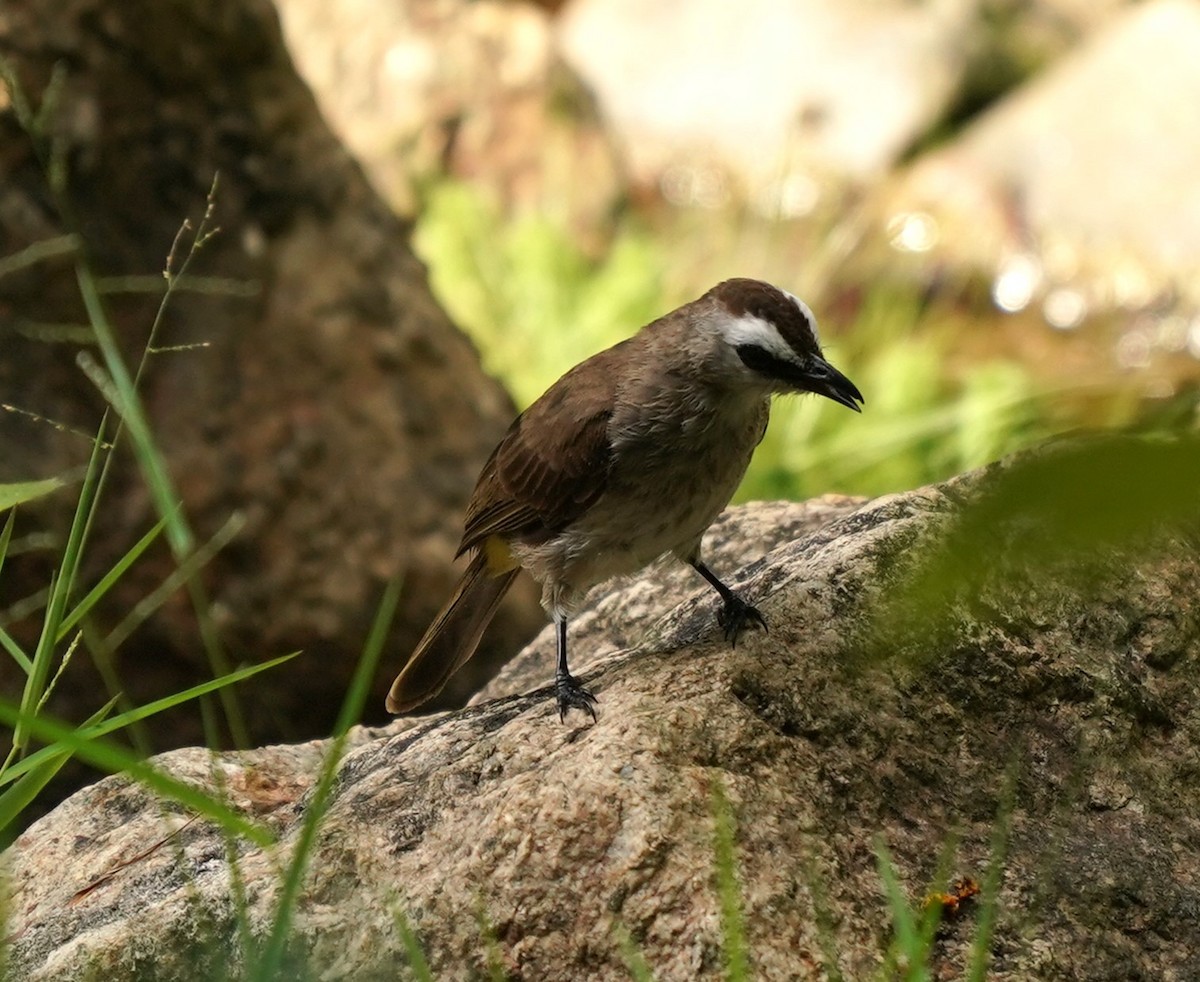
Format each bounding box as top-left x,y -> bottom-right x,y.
874,837 -> 922,981
99,512 -> 243,654
966,764 -> 1017,982
0,625 -> 32,675
0,667 -> 119,845
72,695 -> 121,732
615,924 -> 657,982
0,752 -> 71,841
57,514 -> 168,640
255,576 -> 402,977
14,434 -> 105,749
0,697 -> 116,839
913,834 -> 961,971
0,512 -> 25,674
84,651 -> 294,739
711,780 -> 749,982
0,701 -> 274,845
393,901 -> 435,982
0,233 -> 77,280
332,577 -> 401,737
14,570 -> 59,752
475,898 -> 509,982
0,478 -> 64,512
0,653 -> 297,790
0,507 -> 15,578
800,849 -> 846,982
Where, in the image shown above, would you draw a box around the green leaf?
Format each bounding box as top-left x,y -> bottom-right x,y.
57,515 -> 168,640
0,478 -> 63,512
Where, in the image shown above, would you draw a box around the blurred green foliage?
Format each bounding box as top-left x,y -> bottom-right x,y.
413,180 -> 1085,502
415,181 -> 664,407
863,430 -> 1200,664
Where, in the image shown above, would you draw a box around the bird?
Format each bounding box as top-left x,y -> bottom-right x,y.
386,277 -> 864,722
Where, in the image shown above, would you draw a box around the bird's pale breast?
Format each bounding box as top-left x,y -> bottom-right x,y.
515,389 -> 769,610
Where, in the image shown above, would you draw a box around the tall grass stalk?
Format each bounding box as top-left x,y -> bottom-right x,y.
253,576 -> 402,977
12,429 -> 106,750
70,179 -> 250,747
3,58 -> 252,747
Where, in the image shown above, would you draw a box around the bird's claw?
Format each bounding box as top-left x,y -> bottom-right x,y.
717,595 -> 767,645
555,674 -> 598,723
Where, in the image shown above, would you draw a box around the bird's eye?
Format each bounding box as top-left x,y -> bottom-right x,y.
736,343 -> 782,375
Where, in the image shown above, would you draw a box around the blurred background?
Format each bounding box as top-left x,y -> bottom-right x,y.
2,0 -> 1199,819
282,0 -> 1200,499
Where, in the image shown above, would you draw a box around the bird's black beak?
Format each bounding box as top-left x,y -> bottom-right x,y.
804,356 -> 865,412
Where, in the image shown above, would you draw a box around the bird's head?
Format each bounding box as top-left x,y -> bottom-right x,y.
704,278 -> 864,412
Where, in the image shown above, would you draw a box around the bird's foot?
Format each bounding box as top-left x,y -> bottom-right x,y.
555,673 -> 598,723
717,594 -> 767,645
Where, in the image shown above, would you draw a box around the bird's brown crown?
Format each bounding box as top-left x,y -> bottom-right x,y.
709,277 -> 821,358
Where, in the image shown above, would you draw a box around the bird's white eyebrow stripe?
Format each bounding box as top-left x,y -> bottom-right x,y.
720,313 -> 803,363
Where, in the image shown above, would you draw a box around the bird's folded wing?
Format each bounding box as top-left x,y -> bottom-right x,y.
457,343 -> 629,554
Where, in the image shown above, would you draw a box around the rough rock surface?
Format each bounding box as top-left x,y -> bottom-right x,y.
0,0 -> 541,754
6,467 -> 1199,981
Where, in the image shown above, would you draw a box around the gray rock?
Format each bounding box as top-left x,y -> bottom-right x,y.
274,0 -> 622,236
884,0 -> 1200,317
5,468 -> 1200,980
559,0 -> 977,210
0,0 -> 542,757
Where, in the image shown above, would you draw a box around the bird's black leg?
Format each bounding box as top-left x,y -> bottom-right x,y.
690,560 -> 767,645
554,615 -> 597,723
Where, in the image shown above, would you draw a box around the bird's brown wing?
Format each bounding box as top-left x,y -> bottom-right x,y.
456,341 -> 629,556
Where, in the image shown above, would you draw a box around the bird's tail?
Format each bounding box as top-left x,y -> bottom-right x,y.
386,550 -> 519,714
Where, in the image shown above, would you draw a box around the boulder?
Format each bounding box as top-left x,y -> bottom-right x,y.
274,0 -> 623,239
558,0 -> 977,210
883,0 -> 1200,319
6,461 -> 1199,980
0,0 -> 541,762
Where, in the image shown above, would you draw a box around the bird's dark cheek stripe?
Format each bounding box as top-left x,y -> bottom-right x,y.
735,344 -> 801,383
